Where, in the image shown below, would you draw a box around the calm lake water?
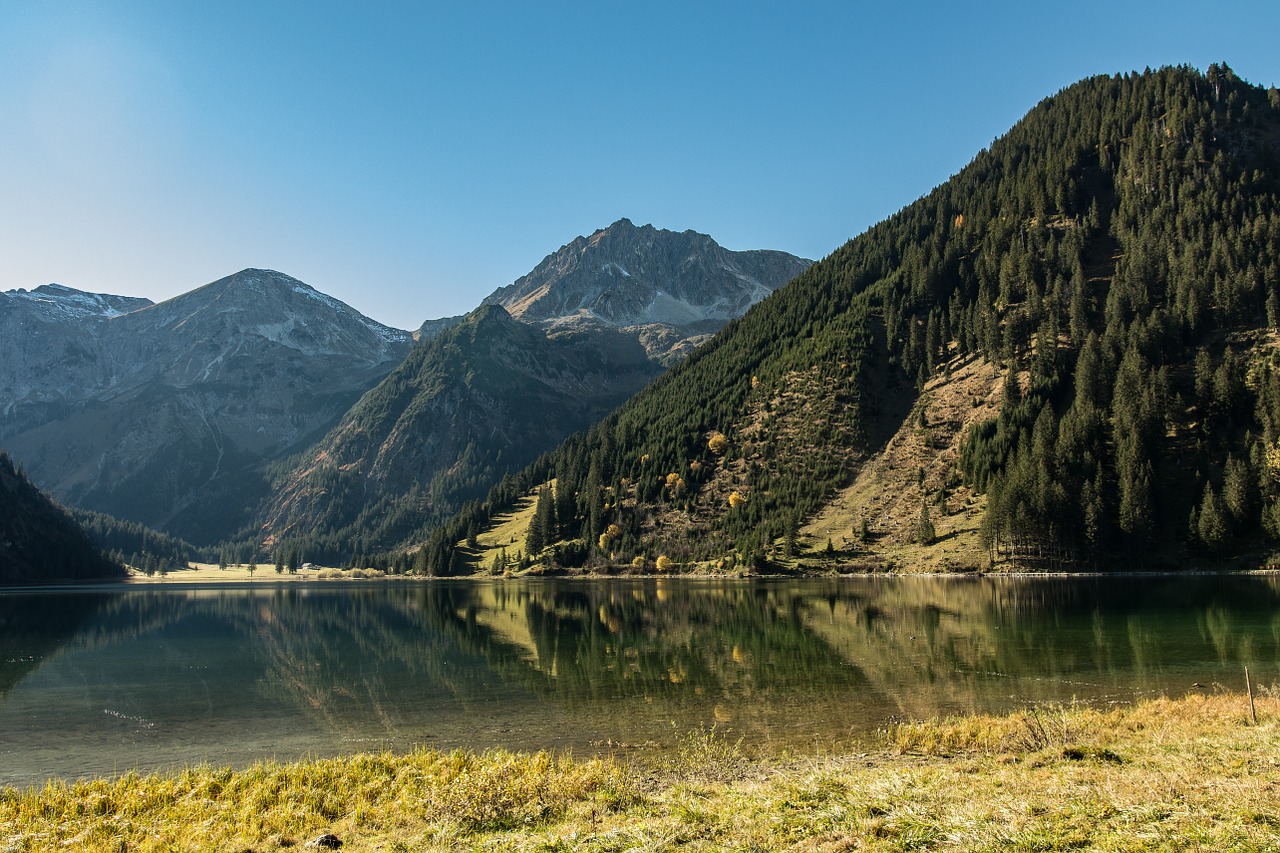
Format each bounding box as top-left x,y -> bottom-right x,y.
1,575 -> 1278,787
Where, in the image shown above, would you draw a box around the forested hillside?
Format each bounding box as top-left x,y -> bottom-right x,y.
70,508 -> 202,576
415,65 -> 1280,575
258,305 -> 663,562
253,221 -> 806,565
0,452 -> 125,583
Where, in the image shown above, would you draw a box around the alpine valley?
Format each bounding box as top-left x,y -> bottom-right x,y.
255,219 -> 810,559
8,65 -> 1280,582
0,221 -> 808,575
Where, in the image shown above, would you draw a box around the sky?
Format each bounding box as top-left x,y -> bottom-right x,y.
1,2 -> 1278,329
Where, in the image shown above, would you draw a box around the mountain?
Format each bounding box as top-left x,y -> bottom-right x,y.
258,222 -> 808,560
417,64 -> 1280,576
0,451 -> 124,583
484,218 -> 811,362
1,283 -> 153,322
414,314 -> 466,342
257,304 -> 663,557
0,269 -> 413,543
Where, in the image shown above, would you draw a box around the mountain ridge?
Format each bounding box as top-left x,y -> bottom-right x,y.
257,222 -> 809,559
2,284 -> 154,321
257,302 -> 664,555
483,218 -> 811,362
414,64 -> 1280,576
3,218 -> 807,555
0,269 -> 414,542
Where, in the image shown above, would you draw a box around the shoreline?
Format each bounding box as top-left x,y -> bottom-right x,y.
3,692 -> 1274,850
4,564 -> 1277,591
128,563 -> 1280,582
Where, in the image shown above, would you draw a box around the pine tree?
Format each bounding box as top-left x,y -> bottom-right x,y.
526,486 -> 554,557
1223,454 -> 1255,530
783,515 -> 798,557
1196,484 -> 1231,555
536,486 -> 556,547
916,499 -> 936,545
554,480 -> 576,540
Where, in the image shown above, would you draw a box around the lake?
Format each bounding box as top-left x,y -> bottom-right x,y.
2,575 -> 1277,787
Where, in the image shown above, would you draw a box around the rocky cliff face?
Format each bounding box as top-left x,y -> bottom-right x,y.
484,218 -> 810,362
0,270 -> 412,542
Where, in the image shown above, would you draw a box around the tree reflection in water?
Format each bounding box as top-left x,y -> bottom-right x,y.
2,575 -> 1278,785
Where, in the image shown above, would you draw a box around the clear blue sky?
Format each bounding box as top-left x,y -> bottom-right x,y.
2,1 -> 1277,328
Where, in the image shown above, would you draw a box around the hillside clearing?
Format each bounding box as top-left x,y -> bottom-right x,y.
796,354 -> 1001,573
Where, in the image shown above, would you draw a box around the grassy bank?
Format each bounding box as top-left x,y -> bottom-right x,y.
2,693 -> 1277,851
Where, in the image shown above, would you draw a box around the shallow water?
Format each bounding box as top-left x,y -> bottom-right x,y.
1,575 -> 1277,786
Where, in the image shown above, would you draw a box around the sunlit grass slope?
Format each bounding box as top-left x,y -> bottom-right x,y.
2,693 -> 1276,851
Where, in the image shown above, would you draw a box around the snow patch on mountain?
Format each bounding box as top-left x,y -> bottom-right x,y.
275,274 -> 410,345
2,284 -> 153,321
483,218 -> 810,334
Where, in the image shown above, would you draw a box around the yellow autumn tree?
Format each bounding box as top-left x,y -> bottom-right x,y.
598,522 -> 623,550
655,555 -> 673,571
728,491 -> 746,509
1266,440 -> 1280,476
708,432 -> 729,454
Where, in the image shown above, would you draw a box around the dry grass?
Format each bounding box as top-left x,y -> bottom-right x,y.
4,693 -> 1278,851
125,562 -> 314,583
0,750 -> 626,852
798,354 -> 1001,573
127,564 -> 398,584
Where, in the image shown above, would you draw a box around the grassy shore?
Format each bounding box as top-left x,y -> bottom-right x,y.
3,693 -> 1278,851
123,563 -> 390,583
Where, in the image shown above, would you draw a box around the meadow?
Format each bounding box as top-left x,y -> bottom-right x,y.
2,692 -> 1276,851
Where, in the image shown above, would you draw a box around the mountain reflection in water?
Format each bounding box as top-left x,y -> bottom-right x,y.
2,575 -> 1278,786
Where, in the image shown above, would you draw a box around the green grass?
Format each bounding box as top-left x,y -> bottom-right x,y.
3,693 -> 1278,851
455,484 -> 545,573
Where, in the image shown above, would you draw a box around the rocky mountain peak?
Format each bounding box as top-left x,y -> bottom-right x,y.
2,283 -> 153,320
0,269 -> 416,542
481,219 -> 810,336
134,268 -> 412,356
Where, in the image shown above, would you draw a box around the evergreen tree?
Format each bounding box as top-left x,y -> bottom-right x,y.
526,485 -> 555,557
915,499 -> 936,545
535,486 -> 556,548
1223,454 -> 1256,531
1196,484 -> 1231,555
